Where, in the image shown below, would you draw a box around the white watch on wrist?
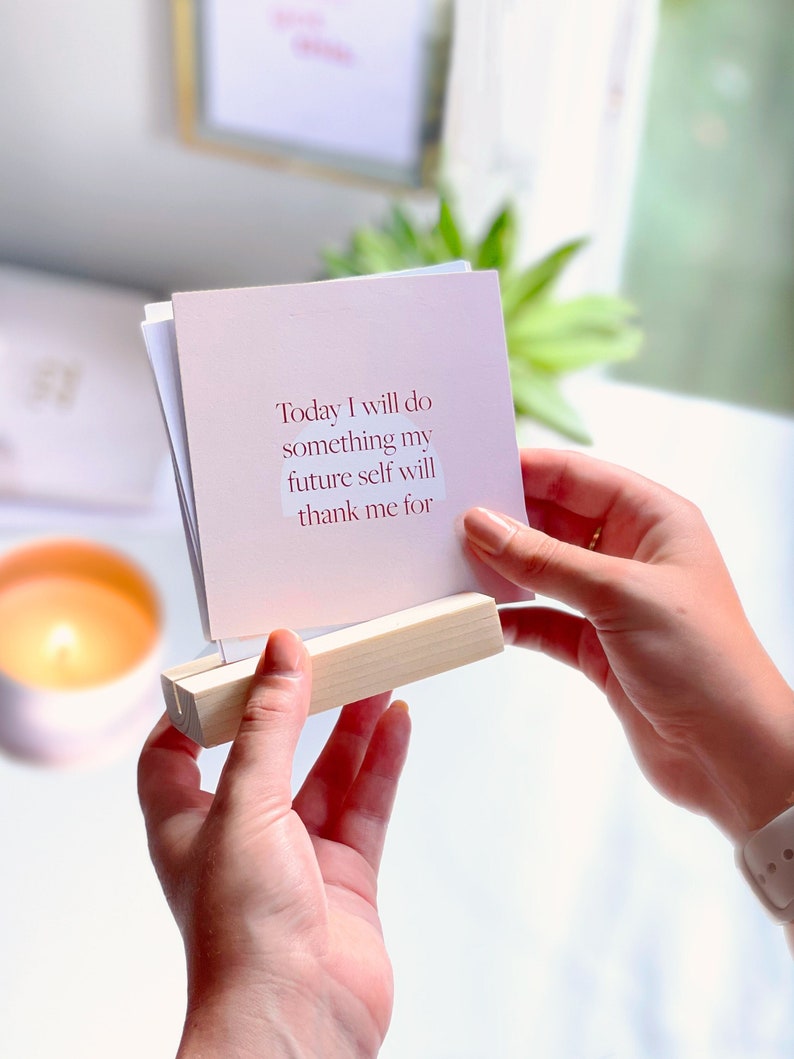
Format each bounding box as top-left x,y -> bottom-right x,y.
736,804 -> 794,923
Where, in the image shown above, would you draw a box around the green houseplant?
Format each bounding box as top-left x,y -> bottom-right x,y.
321,198 -> 642,443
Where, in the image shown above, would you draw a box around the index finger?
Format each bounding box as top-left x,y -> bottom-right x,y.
137,714 -> 211,833
293,692 -> 391,836
520,449 -> 689,560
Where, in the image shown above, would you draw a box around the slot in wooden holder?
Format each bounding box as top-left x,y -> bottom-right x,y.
162,592 -> 503,747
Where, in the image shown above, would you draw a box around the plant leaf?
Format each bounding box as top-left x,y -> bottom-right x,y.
505,293 -> 643,371
385,205 -> 424,262
416,227 -> 453,264
476,205 -> 516,271
508,295 -> 639,341
500,237 -> 589,317
350,227 -> 409,274
509,327 -> 643,372
510,362 -> 592,443
320,247 -> 360,278
436,198 -> 466,259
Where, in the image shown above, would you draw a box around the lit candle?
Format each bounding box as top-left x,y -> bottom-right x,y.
0,538 -> 161,764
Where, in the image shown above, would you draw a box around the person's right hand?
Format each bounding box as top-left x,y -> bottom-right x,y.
464,449 -> 794,845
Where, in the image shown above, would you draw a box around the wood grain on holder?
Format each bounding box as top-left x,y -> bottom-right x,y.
162,592 -> 503,747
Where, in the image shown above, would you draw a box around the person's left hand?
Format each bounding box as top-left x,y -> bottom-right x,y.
138,628 -> 411,1059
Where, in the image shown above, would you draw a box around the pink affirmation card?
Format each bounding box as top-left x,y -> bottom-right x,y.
171,269 -> 529,641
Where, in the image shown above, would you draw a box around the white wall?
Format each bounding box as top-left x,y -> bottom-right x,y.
0,1 -> 397,295
0,0 -> 655,297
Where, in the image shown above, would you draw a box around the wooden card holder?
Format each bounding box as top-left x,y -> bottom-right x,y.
162,592 -> 503,747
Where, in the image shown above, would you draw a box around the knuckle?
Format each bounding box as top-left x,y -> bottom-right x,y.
514,530 -> 566,582
666,493 -> 708,535
242,677 -> 302,726
588,563 -> 661,629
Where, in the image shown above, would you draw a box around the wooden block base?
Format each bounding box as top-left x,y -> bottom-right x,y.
161,592 -> 503,747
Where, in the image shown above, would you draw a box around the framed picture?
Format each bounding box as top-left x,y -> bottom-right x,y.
172,0 -> 454,190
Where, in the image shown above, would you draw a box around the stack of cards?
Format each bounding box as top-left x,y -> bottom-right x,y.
142,264 -> 529,662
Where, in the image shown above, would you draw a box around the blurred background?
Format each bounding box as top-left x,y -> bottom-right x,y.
1,0 -> 790,431
0,0 -> 643,293
617,0 -> 794,414
1,1 -> 793,1056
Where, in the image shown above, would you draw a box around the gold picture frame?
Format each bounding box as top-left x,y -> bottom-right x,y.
172,0 -> 454,191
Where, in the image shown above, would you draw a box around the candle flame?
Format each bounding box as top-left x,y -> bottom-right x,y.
46,622 -> 77,662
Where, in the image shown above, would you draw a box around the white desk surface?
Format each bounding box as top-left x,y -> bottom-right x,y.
1,377 -> 793,1058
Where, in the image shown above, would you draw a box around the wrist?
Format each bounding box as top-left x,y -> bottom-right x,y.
699,672 -> 794,845
178,991 -> 279,1059
178,967 -> 384,1059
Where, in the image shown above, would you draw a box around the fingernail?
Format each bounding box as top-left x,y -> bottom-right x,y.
463,507 -> 519,556
391,699 -> 409,714
257,629 -> 303,677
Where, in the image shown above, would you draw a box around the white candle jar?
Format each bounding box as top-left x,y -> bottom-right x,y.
0,538 -> 162,765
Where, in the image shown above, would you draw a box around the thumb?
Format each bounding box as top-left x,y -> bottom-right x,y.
463,506 -> 619,616
213,628 -> 311,820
